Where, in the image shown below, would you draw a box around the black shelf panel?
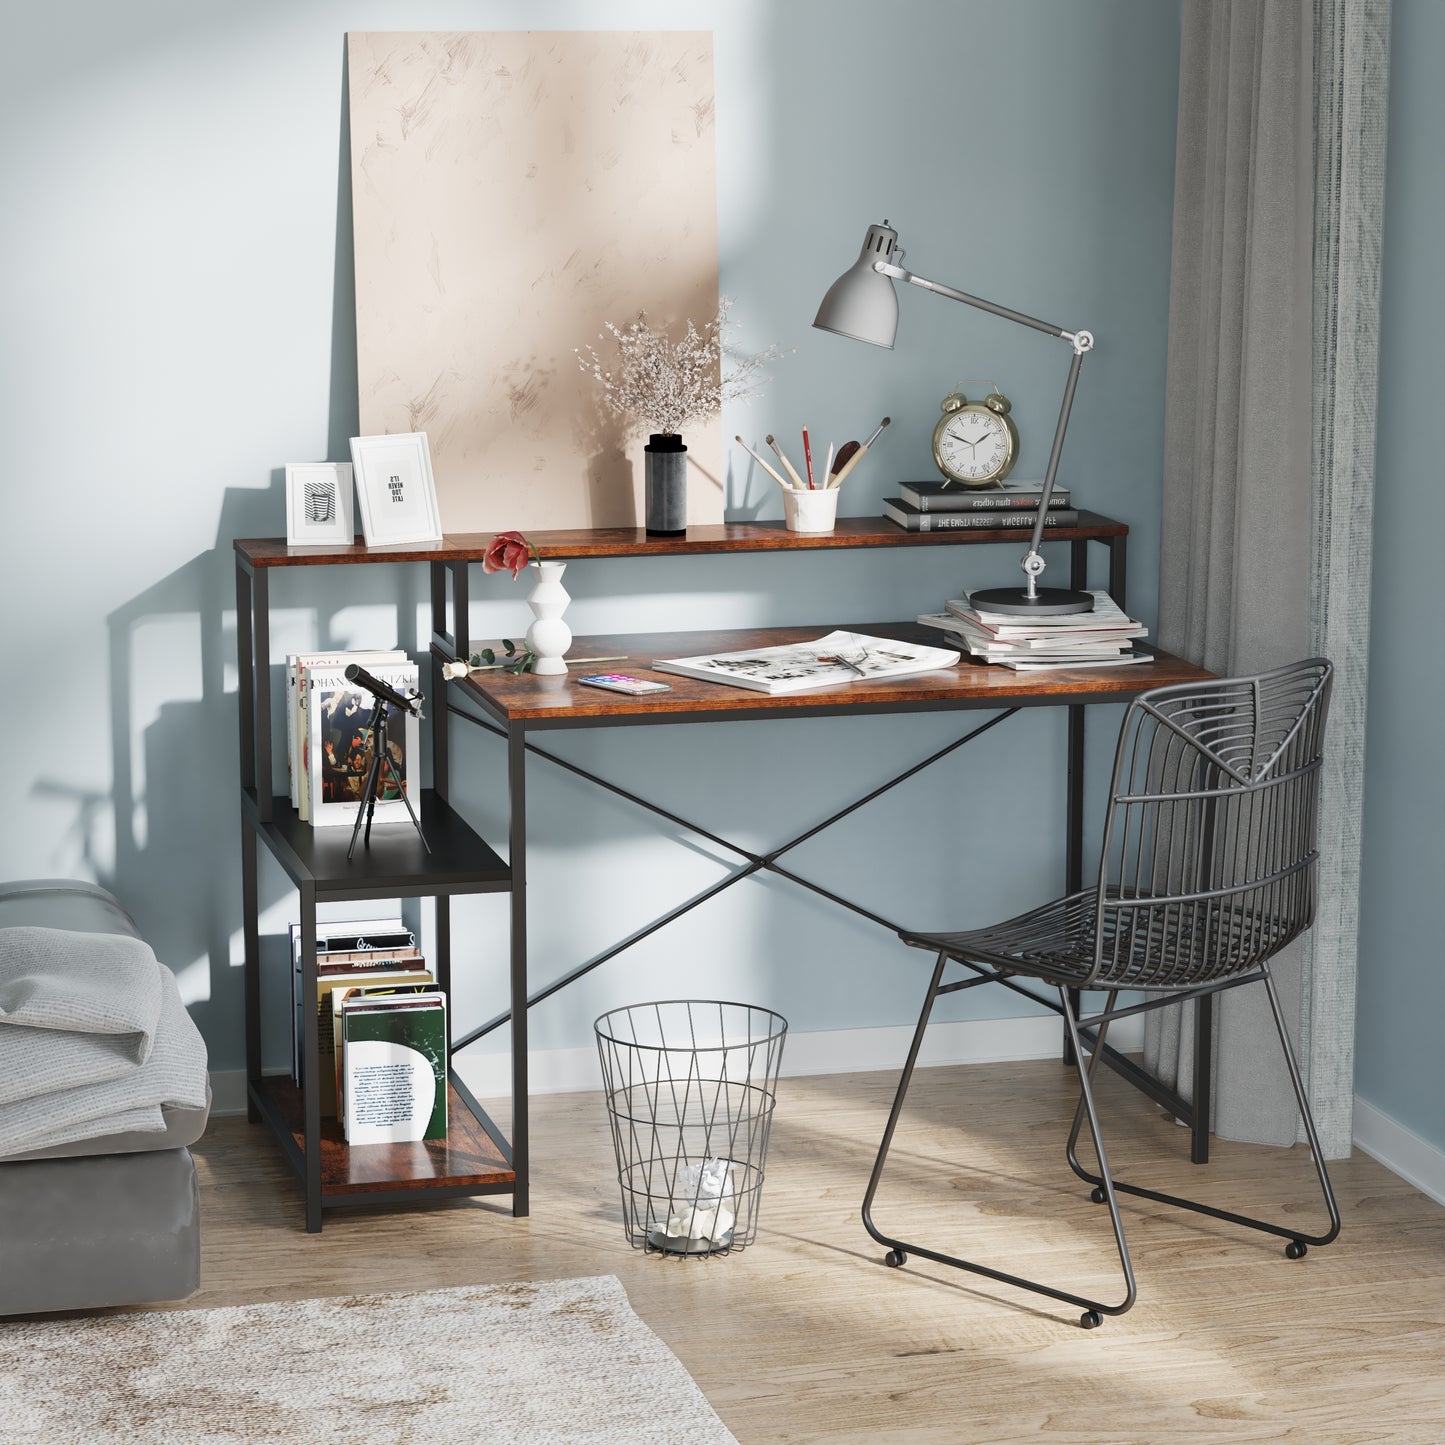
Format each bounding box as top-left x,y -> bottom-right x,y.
245,788 -> 510,898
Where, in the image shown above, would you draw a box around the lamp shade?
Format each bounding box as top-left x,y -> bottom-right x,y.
813,222 -> 900,348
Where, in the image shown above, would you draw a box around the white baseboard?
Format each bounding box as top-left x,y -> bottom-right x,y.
453,1012 -> 1145,1099
1352,1097 -> 1445,1208
206,1015 -> 1142,1117
210,1042 -> 1445,1213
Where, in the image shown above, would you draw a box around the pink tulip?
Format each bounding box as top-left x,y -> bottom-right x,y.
482,530 -> 536,579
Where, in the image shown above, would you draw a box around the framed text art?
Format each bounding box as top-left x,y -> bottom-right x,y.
285,463 -> 355,547
350,433 -> 444,546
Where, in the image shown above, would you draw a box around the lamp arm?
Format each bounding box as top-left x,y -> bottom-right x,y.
876,261 -> 1080,343
876,260 -> 1094,600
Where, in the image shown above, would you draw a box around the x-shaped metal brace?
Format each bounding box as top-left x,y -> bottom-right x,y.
448,703 -> 1022,1051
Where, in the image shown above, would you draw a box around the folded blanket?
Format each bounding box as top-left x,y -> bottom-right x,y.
0,926 -> 163,1106
0,961 -> 208,1157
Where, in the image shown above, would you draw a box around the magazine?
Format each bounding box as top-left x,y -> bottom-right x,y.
653,630 -> 961,695
306,661 -> 421,827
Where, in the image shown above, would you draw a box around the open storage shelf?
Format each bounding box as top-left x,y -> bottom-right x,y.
249,1073 -> 514,1203
243,789 -> 510,898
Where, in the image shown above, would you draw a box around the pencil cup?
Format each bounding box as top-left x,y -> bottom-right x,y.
783,488 -> 839,534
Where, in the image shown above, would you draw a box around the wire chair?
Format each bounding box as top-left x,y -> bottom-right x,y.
862,658 -> 1341,1328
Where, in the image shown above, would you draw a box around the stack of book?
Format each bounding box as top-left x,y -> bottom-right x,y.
336,981 -> 447,1145
290,917 -> 435,1120
882,480 -> 1079,533
918,590 -> 1149,670
285,649 -> 420,826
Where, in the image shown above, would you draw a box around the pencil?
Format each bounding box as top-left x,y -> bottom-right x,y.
802,427 -> 816,489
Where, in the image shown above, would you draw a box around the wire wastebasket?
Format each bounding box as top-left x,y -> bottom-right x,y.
595,1000 -> 788,1256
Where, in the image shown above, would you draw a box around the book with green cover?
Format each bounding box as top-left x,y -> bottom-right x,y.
341,990 -> 447,1144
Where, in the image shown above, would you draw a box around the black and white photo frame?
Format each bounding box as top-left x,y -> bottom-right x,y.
285,462 -> 355,547
350,432 -> 444,546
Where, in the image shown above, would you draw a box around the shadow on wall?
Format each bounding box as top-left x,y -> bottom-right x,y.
26,43 -> 367,1067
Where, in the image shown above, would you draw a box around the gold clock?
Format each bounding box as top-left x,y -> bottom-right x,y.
931,387 -> 1019,488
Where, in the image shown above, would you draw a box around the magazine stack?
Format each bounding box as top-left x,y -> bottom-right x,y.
285,649 -> 420,826
290,917 -> 446,1143
917,590 -> 1149,670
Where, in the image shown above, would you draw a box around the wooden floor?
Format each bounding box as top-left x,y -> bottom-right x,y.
191,1060 -> 1445,1444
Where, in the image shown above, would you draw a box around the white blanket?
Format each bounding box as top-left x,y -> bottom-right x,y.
0,926 -> 208,1156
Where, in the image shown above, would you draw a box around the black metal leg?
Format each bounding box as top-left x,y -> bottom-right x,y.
863,958 -> 1136,1326
1192,992 -> 1213,1164
253,570 -> 272,823
300,884 -> 322,1233
241,816 -> 261,1124
1259,963 -> 1342,1251
861,950 -> 949,1242
508,722 -> 529,1218
1062,977 -> 1340,1252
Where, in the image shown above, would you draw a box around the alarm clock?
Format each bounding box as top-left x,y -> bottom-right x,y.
931,388 -> 1019,488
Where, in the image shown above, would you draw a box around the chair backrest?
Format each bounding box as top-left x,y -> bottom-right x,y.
1089,659 -> 1333,988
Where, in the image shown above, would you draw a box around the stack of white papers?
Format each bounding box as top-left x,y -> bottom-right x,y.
918,591 -> 1149,670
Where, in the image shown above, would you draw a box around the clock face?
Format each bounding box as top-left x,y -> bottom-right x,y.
936,406 -> 1013,484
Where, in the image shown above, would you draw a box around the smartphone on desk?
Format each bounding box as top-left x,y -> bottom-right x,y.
577,673 -> 672,695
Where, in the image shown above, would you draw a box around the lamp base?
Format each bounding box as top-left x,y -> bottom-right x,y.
967,586 -> 1094,617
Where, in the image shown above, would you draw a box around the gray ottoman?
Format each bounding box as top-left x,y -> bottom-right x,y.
0,880 -> 206,1315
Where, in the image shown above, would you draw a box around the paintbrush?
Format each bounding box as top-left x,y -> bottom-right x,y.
802,426 -> 816,489
765,434 -> 807,490
734,436 -> 791,491
830,416 -> 890,488
828,440 -> 859,488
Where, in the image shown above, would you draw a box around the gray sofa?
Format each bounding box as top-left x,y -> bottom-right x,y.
0,880 -> 206,1315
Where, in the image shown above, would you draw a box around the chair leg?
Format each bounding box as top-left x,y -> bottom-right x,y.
1064,968 -> 1341,1255
863,961 -> 1137,1328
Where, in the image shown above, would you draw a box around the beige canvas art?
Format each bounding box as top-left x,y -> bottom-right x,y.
347,31 -> 721,534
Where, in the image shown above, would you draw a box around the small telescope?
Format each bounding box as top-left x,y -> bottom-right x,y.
344,663 -> 425,719
343,664 -> 429,859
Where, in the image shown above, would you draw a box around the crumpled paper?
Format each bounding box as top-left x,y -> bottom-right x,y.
664,1156 -> 736,1244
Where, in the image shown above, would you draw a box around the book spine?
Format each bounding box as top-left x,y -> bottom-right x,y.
886,506 -> 1080,532
905,490 -> 1072,513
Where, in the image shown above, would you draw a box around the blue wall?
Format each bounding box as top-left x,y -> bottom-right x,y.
1355,0 -> 1445,1154
0,1 -> 1181,1073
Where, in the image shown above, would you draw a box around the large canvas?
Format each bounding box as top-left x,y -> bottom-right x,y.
347,32 -> 722,533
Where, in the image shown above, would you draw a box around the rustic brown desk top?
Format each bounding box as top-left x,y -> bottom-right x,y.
234,512 -> 1127,569
447,621 -> 1212,725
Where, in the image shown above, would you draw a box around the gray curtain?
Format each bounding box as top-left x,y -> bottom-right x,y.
1145,0 -> 1390,1157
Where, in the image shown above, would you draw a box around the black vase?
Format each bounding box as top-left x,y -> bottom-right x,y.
644,433 -> 687,536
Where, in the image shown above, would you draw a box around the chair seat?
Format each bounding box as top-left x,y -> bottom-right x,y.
900,888 -> 1292,990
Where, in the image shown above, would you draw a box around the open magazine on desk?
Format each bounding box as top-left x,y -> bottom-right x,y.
653,630 -> 961,695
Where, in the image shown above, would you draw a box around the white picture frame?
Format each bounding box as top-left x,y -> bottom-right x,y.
285,462 -> 355,547
350,432 -> 444,546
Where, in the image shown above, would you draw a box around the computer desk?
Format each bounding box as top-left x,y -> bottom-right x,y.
236,517 -> 1220,1228
436,618 -> 1219,1210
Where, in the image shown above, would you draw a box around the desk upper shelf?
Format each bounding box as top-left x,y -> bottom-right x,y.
234,513 -> 1127,569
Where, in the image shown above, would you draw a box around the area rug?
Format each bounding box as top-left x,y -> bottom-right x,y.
0,1274 -> 737,1444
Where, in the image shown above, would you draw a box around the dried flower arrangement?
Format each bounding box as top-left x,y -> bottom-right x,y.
576,297 -> 783,438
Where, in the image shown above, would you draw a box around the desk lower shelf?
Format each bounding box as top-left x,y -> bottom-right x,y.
250,1072 -> 515,1205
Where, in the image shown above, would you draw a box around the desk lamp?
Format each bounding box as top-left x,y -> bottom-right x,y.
814,221 -> 1094,616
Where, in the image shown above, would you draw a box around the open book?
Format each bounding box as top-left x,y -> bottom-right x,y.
653,630 -> 961,695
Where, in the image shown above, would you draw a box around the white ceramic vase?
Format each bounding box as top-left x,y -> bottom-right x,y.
525,561 -> 572,675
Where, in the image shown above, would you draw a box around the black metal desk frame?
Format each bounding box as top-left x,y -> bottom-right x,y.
428,533 -> 1217,1200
